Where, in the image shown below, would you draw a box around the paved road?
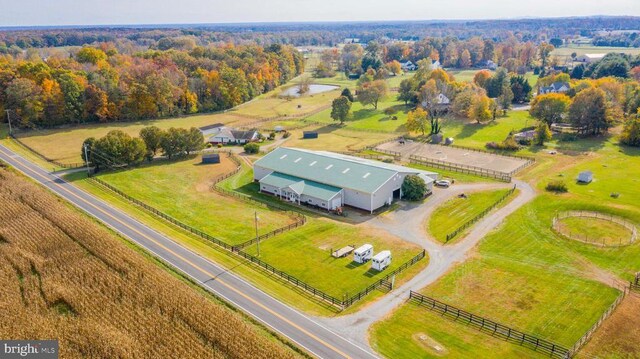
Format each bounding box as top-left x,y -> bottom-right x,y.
0,144 -> 378,359
320,179 -> 537,345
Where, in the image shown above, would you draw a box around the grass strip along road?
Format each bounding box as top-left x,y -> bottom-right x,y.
0,144 -> 379,359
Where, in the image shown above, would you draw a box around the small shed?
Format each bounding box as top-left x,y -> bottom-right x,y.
445,137 -> 454,145
353,244 -> 373,263
578,171 -> 593,183
371,250 -> 392,271
202,153 -> 220,164
274,126 -> 284,132
303,131 -> 318,139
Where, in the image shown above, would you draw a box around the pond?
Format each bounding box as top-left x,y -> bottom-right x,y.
280,84 -> 339,97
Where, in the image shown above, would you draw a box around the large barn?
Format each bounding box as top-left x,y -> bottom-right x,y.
253,147 -> 438,213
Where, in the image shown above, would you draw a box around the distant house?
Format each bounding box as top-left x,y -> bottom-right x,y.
484,60 -> 498,70
539,82 -> 570,95
344,38 -> 361,44
208,128 -> 260,145
576,53 -> 606,64
430,60 -> 441,70
199,123 -> 225,136
399,60 -> 417,72
421,93 -> 451,109
514,130 -> 536,142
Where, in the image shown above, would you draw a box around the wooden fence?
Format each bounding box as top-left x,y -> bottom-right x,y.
410,155 -> 512,182
342,250 -> 426,307
568,287 -> 628,356
409,291 -> 570,359
237,104 -> 331,130
551,211 -> 638,247
445,185 -> 517,242
632,273 -> 640,291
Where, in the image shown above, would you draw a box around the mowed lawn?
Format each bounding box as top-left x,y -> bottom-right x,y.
555,216 -> 634,246
428,188 -> 514,243
370,302 -> 551,359
90,155 -> 298,245
242,218 -> 427,298
439,110 -> 533,149
282,125 -> 396,152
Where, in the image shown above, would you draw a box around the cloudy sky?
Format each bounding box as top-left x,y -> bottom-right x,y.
1,0 -> 639,27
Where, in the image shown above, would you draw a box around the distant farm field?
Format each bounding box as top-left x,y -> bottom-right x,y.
0,167 -> 298,359
551,45 -> 640,57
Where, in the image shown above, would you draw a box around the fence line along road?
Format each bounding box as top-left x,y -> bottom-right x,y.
89,155 -> 426,310
409,155 -> 512,182
445,185 -> 517,242
9,134 -> 84,169
408,291 -> 570,359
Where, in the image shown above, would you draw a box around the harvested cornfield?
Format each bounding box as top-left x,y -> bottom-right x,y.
0,167 -> 300,359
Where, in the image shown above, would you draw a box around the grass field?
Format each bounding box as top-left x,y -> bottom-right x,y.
75,154 -> 298,245
555,216 -> 634,247
370,302 -> 550,359
282,124 -> 396,152
242,219 -> 427,298
428,188 -> 514,243
551,45 -> 640,57
0,167 -> 299,359
439,111 -> 534,149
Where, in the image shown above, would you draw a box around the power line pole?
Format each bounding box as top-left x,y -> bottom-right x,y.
5,110 -> 12,136
83,143 -> 90,177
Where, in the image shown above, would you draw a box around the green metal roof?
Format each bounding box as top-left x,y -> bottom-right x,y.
254,147 -> 436,194
259,172 -> 342,201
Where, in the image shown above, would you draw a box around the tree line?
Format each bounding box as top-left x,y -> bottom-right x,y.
82,126 -> 205,171
1,43 -> 303,129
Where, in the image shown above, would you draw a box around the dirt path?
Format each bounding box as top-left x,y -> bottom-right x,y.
315,179 -> 537,349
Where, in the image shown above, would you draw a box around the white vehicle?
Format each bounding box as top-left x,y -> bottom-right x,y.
435,180 -> 451,188
371,250 -> 392,271
353,244 -> 373,263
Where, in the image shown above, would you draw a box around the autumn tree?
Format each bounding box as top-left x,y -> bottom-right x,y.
357,80 -> 387,109
534,122 -> 553,145
406,107 -> 429,136
620,116 -> 640,147
459,49 -> 472,68
89,130 -> 146,170
538,42 -> 555,69
568,88 -> 613,135
397,79 -> 415,105
140,126 -> 164,157
76,47 -> 108,64
185,127 -> 205,155
530,93 -> 571,125
468,94 -> 492,123
497,82 -> 514,114
330,96 -> 352,125
419,79 -> 443,134
386,60 -> 402,76
473,70 -> 492,88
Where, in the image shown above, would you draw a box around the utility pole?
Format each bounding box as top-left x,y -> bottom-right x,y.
5,110 -> 12,136
83,143 -> 90,176
255,211 -> 260,257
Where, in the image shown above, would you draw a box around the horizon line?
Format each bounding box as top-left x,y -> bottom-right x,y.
1,14 -> 638,31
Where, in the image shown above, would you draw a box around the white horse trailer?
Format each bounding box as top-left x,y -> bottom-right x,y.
353,244 -> 373,263
371,251 -> 392,271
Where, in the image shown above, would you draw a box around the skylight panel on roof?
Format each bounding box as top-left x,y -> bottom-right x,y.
342,168 -> 350,174
280,154 -> 287,159
363,172 -> 370,178
294,157 -> 302,163
309,161 -> 317,166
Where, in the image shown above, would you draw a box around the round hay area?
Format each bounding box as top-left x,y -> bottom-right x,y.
552,211 -> 637,247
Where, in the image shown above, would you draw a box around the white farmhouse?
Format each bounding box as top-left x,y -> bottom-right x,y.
253,148 -> 438,213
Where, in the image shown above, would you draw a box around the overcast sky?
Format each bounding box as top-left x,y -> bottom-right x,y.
1,0 -> 640,27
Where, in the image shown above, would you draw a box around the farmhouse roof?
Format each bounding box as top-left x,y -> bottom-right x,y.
254,147 -> 436,194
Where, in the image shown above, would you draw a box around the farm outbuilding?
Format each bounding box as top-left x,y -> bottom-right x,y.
274,126 -> 284,132
253,147 -> 437,213
201,153 -> 220,164
353,244 -> 373,263
371,251 -> 392,271
303,131 -> 318,139
578,171 -> 593,183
